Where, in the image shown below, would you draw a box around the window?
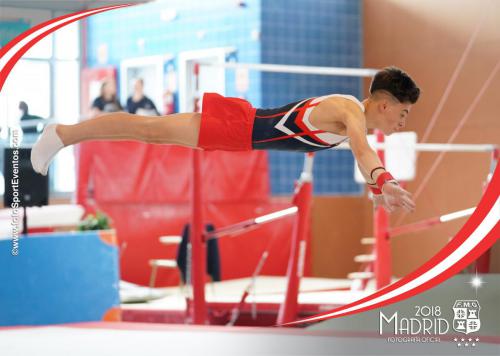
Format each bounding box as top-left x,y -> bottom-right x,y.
52,19 -> 80,193
54,21 -> 79,60
0,60 -> 51,125
0,17 -> 80,197
23,33 -> 53,59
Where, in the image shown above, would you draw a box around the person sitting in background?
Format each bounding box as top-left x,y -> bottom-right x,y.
126,78 -> 160,116
176,223 -> 221,283
19,101 -> 43,135
90,78 -> 123,117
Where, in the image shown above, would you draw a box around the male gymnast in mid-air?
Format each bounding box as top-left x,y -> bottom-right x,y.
31,66 -> 419,213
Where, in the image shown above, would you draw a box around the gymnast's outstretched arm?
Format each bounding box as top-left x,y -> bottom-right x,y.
341,105 -> 415,213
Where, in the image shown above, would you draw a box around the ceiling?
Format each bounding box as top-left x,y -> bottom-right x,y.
0,0 -> 152,12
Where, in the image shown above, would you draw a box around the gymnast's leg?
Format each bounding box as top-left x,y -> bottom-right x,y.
31,112 -> 202,175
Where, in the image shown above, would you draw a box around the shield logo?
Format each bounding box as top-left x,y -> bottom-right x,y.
453,300 -> 481,334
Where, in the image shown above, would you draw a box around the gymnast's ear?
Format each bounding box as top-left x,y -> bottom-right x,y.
371,90 -> 397,113
376,96 -> 390,113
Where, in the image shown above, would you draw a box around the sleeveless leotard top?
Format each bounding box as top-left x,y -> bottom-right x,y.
251,94 -> 364,152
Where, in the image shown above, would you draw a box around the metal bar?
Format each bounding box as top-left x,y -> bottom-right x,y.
336,142 -> 498,153
374,130 -> 391,290
388,207 -> 475,238
227,251 -> 269,326
440,208 -> 475,222
299,152 -> 314,182
204,206 -> 298,240
277,153 -> 314,325
410,143 -> 498,152
190,149 -> 206,325
199,61 -> 378,77
190,62 -> 206,325
389,217 -> 441,238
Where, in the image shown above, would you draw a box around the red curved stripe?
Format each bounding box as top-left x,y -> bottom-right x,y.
281,162 -> 499,326
0,4 -> 131,59
286,220 -> 498,326
0,4 -> 133,90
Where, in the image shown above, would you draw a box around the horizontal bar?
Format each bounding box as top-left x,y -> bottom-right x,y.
205,206 -> 298,240
389,207 -> 475,238
255,206 -> 298,224
388,217 -> 440,237
337,142 -> 498,153
198,61 -> 379,77
440,207 -> 475,222
410,143 -> 498,152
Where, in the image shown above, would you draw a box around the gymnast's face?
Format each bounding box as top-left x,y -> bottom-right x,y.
375,94 -> 412,135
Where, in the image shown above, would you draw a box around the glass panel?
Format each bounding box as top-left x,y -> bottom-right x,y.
23,34 -> 53,59
0,60 -> 50,196
54,21 -> 79,60
54,60 -> 80,123
0,60 -> 51,127
53,60 -> 79,193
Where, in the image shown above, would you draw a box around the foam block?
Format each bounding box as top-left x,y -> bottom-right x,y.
0,230 -> 120,326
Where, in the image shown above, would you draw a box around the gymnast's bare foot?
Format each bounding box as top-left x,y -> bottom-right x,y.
30,124 -> 65,176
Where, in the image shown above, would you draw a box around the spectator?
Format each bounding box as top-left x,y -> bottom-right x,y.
19,101 -> 43,135
90,78 -> 123,117
126,78 -> 160,116
176,223 -> 221,283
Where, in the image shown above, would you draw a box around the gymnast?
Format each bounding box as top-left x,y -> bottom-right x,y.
31,66 -> 419,213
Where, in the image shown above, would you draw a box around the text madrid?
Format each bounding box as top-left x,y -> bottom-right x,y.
379,312 -> 450,335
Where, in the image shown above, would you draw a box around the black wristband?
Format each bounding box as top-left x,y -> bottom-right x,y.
370,166 -> 386,180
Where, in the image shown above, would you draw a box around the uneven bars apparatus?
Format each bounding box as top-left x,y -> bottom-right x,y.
190,61 -> 377,325
205,155 -> 312,326
193,60 -> 499,323
192,60 -> 499,323
337,141 -> 499,289
189,146 -> 313,325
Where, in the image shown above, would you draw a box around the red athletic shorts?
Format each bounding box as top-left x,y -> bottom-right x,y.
198,92 -> 257,151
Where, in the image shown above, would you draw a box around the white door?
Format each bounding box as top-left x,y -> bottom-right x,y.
178,47 -> 235,112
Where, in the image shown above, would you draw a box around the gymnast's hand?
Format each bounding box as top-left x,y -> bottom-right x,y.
372,194 -> 392,212
380,182 -> 416,213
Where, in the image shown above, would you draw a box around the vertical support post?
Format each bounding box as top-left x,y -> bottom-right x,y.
191,150 -> 207,324
475,147 -> 498,273
277,153 -> 314,325
374,130 -> 391,289
190,62 -> 207,324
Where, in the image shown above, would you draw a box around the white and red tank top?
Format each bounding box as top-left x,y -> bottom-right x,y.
252,94 -> 364,152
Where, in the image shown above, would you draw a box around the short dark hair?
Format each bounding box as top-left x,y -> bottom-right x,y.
369,66 -> 420,104
19,101 -> 28,114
